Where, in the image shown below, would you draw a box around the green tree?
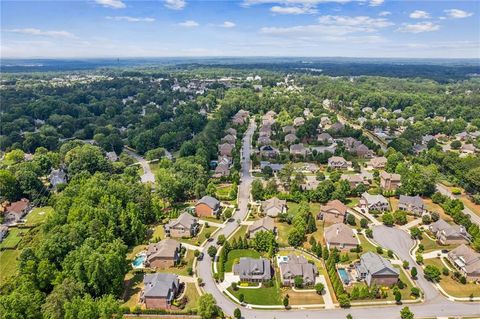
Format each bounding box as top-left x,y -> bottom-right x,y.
234,308 -> 241,319
424,265 -> 440,282
207,246 -> 217,258
382,213 -> 394,226
400,306 -> 414,319
197,293 -> 218,319
315,283 -> 325,295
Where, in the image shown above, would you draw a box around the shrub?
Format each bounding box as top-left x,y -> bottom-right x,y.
376,246 -> 383,254
424,265 -> 441,282
442,267 -> 449,276
410,287 -> 420,297
315,283 -> 325,295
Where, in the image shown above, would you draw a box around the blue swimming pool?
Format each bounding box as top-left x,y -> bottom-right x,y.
132,255 -> 146,268
338,268 -> 350,284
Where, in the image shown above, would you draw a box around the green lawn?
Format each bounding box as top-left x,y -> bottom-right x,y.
25,206 -> 54,226
275,222 -> 292,247
420,236 -> 458,254
150,224 -> 165,241
286,201 -> 321,217
227,282 -> 282,305
179,225 -> 219,246
216,184 -> 234,200
424,258 -> 479,298
0,228 -> 29,249
225,249 -> 262,272
0,249 -> 21,284
229,225 -> 248,242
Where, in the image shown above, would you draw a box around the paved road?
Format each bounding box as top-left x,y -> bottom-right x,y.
196,121 -> 480,319
436,183 -> 480,226
123,148 -> 155,184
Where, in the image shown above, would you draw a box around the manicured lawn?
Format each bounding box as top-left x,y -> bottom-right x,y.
420,236 -> 457,254
0,249 -> 21,284
229,225 -> 248,242
157,249 -> 195,276
25,206 -> 54,226
227,283 -> 282,305
179,225 -> 219,246
424,258 -> 479,298
275,222 -> 292,247
346,197 -> 359,208
225,249 -> 262,272
287,202 -> 321,217
180,283 -> 200,311
0,228 -> 29,249
216,184 -> 234,200
122,272 -> 143,309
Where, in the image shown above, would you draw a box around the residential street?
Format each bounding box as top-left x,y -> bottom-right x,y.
195,120 -> 480,319
123,148 -> 155,184
436,183 -> 480,226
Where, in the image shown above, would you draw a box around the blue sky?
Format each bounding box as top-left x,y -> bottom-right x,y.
1,0 -> 479,58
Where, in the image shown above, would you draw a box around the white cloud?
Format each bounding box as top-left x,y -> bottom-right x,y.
409,10 -> 430,19
369,0 -> 384,7
7,28 -> 77,39
444,9 -> 473,19
270,5 -> 317,14
178,20 -> 199,27
106,16 -> 155,22
378,11 -> 391,17
397,22 -> 440,33
261,15 -> 393,38
220,21 -> 236,28
242,0 -> 351,7
95,0 -> 126,9
165,0 -> 186,10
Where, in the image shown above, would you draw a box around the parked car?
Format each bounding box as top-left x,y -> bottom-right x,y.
198,252 -> 204,260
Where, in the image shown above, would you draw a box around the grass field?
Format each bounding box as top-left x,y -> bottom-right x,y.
229,225 -> 248,242
216,184 -> 234,200
287,201 -> 322,217
283,289 -> 324,305
0,228 -> 29,249
420,236 -> 458,254
225,249 -> 262,272
0,249 -> 21,284
179,224 -> 219,246
227,282 -> 282,305
424,258 -> 479,298
150,224 -> 166,241
25,206 -> 54,226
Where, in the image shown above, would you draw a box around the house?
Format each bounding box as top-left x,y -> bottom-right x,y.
141,273 -> 180,309
320,116 -> 331,128
317,133 -> 333,144
49,168 -> 67,188
195,196 -> 221,217
355,252 -> 399,287
4,198 -> 30,223
324,223 -> 358,251
447,244 -> 480,281
359,192 -> 390,212
260,161 -> 284,173
279,254 -> 318,287
341,174 -> 370,189
461,144 -> 476,154
259,145 -> 279,158
219,143 -> 234,157
106,151 -> 118,162
232,110 -> 249,125
261,197 -> 287,217
257,136 -> 272,146
293,117 -> 305,127
329,122 -> 345,132
0,225 -> 8,242
369,157 -> 387,169
226,128 -> 237,136
327,156 -> 352,169
145,239 -> 181,269
318,200 -> 348,224
380,171 -> 401,191
284,133 -> 297,144
398,195 -> 425,216
165,212 -> 199,238
248,216 -> 275,237
233,257 -> 272,282
259,125 -> 272,137
221,134 -> 236,144
283,125 -> 296,134
429,219 -> 469,245
289,143 -> 308,157
214,163 -> 230,178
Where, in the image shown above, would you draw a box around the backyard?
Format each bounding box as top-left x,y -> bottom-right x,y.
0,227 -> 29,249
420,235 -> 458,254
423,257 -> 479,298
224,249 -> 262,272
25,206 -> 54,226
0,250 -> 21,284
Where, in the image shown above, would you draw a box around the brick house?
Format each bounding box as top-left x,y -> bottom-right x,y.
165,212 -> 199,238
195,196 -> 221,217
318,200 -> 348,224
141,273 -> 180,309
145,239 -> 181,269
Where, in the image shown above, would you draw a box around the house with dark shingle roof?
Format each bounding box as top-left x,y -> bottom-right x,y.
165,212 -> 199,238
195,196 -> 221,217
355,252 -> 399,287
141,273 -> 180,309
318,200 -> 348,224
398,195 -> 425,216
233,257 -> 272,282
380,171 -> 401,191
279,254 -> 318,287
248,216 -> 276,237
429,219 -> 469,245
359,192 -> 389,212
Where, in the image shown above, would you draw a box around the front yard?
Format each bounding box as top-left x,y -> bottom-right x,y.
178,224 -> 219,246
423,257 -> 479,298
420,235 -> 458,254
227,281 -> 282,305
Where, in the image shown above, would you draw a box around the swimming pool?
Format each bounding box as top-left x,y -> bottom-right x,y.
338,268 -> 350,284
132,254 -> 146,268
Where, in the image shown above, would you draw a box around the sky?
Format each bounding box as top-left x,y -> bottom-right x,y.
1,0 -> 479,59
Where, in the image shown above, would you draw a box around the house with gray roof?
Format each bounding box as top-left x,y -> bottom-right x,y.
324,223 -> 358,251
284,133 -> 297,144
429,219 -> 469,245
0,225 -> 8,243
359,192 -> 389,212
145,239 -> 181,269
233,257 -> 272,282
260,161 -> 283,173
49,168 -> 67,188
248,216 -> 275,237
398,195 -> 425,216
447,244 -> 480,281
317,132 -> 333,144
259,145 -> 279,158
195,195 -> 221,217
141,273 -> 180,309
290,143 -> 308,157
328,156 -> 352,169
279,254 -> 318,287
165,212 -> 199,238
261,197 -> 287,217
355,252 -> 399,287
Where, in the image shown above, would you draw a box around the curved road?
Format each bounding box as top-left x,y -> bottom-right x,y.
196,121 -> 480,319
123,148 -> 155,184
